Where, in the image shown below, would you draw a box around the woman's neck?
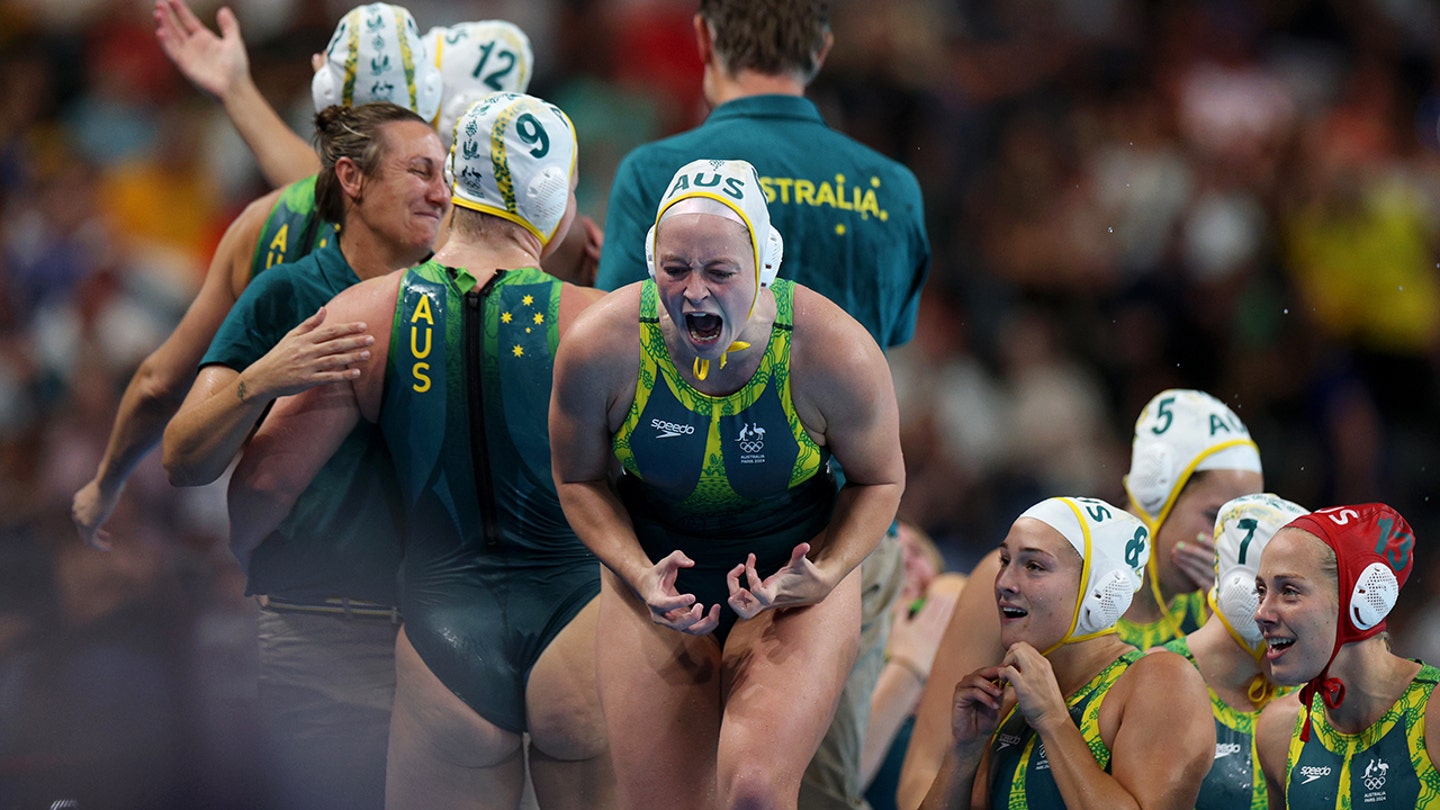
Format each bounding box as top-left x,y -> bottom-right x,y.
1321,639 -> 1422,734
1046,635 -> 1133,697
660,289 -> 776,394
339,226 -> 426,281
1187,619 -> 1264,710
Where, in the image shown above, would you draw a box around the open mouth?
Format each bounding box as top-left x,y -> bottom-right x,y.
1000,605 -> 1028,620
685,312 -> 723,345
1265,637 -> 1295,659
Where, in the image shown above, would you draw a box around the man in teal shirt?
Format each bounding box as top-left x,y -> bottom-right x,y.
597,2 -> 930,808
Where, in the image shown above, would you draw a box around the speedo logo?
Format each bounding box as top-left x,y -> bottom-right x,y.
996,733 -> 1021,750
1215,742 -> 1242,759
651,418 -> 695,439
1299,765 -> 1332,784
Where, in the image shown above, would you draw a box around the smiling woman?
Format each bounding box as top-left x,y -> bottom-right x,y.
920,496 -> 1215,810
1252,503 -> 1440,809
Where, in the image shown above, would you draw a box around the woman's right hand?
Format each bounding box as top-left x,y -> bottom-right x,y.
639,550 -> 721,635
949,666 -> 1006,753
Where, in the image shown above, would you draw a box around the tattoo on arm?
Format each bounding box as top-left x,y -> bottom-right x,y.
237,380 -> 247,402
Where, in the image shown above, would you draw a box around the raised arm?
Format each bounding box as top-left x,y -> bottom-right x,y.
155,0 -> 318,187
900,549 -> 1005,809
226,274 -> 397,566
71,189 -> 271,549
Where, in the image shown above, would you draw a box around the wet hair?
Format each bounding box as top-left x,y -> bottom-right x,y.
698,0 -> 830,83
313,102 -> 429,226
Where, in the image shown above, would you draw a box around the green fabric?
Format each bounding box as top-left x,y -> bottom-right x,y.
1164,636 -> 1269,810
598,95 -> 929,350
380,261 -> 598,732
249,175 -> 338,281
987,650 -> 1144,810
1115,589 -> 1209,650
612,278 -> 834,641
1285,663 -> 1440,809
205,242 -> 402,603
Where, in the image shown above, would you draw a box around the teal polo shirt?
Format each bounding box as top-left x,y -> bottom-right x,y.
204,243 -> 403,604
597,94 -> 929,349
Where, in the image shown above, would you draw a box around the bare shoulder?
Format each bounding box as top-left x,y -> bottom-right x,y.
787,283 -> 887,379
1120,647 -> 1209,706
558,281 -> 608,337
563,283 -> 642,357
328,270 -> 403,323
1257,692 -> 1301,739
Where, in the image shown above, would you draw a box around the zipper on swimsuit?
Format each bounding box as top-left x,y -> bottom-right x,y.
464,269 -> 507,549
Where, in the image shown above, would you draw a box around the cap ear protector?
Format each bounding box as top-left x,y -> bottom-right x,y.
1082,567 -> 1138,633
1017,496 -> 1149,653
1349,561 -> 1399,631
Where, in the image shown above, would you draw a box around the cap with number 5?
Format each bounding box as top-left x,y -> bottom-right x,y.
1124,389 -> 1263,532
446,91 -> 577,246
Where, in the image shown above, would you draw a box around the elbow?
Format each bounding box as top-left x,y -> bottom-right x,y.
135,353 -> 191,412
161,429 -> 219,488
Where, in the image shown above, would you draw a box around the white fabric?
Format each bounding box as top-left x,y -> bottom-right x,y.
1019,496 -> 1149,639
1211,493 -> 1308,644
423,21 -> 533,147
311,3 -> 442,120
1124,389 -> 1262,524
447,92 -> 577,246
647,158 -> 783,300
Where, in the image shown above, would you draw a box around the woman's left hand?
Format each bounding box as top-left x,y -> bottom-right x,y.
726,542 -> 830,619
998,642 -> 1070,733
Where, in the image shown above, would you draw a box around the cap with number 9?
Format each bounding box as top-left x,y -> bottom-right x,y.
447,92 -> 577,247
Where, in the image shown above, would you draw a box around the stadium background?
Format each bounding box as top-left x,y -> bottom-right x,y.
0,0 -> 1436,805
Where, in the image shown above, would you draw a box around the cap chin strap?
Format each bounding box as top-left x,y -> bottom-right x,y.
692,340 -> 750,381
1205,590 -> 1278,708
1128,437 -> 1259,641
1040,499 -> 1123,656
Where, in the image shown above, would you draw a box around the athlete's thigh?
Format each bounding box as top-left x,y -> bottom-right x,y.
595,567 -> 723,780
718,569 -> 863,778
526,595 -> 605,760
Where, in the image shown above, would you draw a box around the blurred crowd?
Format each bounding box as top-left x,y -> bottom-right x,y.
0,0 -> 1436,806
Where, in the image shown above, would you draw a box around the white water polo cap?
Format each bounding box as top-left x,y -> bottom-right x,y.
312,3 -> 442,120
1124,389 -> 1262,531
424,21 -> 533,147
447,92 -> 577,246
1019,497 -> 1151,646
647,158 -> 784,306
1211,493 -> 1309,649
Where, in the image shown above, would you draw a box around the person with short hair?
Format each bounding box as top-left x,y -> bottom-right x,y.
1253,503 -> 1439,809
552,157 -> 905,808
71,3 -> 539,551
230,92 -> 613,809
920,497 -> 1214,809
